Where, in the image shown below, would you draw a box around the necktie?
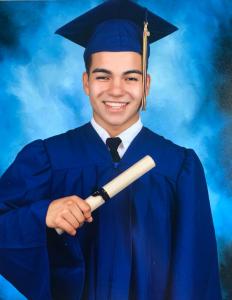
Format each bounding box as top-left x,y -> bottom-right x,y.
106,137 -> 122,162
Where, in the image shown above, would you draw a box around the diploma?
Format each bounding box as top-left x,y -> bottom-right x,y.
56,155 -> 156,234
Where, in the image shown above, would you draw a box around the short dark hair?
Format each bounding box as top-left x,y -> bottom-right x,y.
84,53 -> 148,74
85,55 -> 92,75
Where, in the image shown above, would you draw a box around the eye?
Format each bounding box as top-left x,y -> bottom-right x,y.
96,76 -> 110,81
126,77 -> 139,82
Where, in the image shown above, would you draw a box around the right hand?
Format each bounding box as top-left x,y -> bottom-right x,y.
46,195 -> 93,236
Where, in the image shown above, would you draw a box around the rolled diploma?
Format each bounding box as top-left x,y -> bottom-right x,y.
56,155 -> 155,234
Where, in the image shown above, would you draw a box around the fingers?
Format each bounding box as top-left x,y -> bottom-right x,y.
67,200 -> 85,223
62,208 -> 81,228
71,196 -> 92,219
46,195 -> 93,236
86,216 -> 93,223
55,216 -> 77,236
66,197 -> 93,225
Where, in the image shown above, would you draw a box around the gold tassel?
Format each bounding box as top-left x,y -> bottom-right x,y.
141,21 -> 150,111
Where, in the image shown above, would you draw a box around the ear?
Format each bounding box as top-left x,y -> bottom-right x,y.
146,73 -> 151,96
82,72 -> 90,96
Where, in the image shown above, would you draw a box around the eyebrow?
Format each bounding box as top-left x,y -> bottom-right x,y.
123,70 -> 143,76
92,68 -> 111,74
92,68 -> 142,76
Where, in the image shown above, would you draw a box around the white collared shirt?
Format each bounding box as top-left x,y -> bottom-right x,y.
91,117 -> 143,158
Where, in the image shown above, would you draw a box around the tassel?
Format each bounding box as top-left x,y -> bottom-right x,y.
141,21 -> 150,110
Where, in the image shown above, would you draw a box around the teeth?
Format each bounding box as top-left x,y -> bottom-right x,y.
104,102 -> 127,108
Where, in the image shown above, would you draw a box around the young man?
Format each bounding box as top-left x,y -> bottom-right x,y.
0,1 -> 222,300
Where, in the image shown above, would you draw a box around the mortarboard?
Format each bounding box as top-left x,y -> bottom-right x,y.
55,0 -> 178,110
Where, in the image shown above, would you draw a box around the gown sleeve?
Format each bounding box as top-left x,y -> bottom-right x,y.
168,149 -> 222,300
0,140 -> 53,300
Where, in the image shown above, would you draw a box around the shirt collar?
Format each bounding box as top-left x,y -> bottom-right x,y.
90,117 -> 143,149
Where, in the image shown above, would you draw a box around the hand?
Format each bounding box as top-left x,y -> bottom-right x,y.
46,195 -> 93,236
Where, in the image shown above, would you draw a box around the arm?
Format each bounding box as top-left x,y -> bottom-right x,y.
168,149 -> 222,300
0,140 -> 91,299
0,140 -> 52,300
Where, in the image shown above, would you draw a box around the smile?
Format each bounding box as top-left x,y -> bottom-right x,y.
103,101 -> 129,110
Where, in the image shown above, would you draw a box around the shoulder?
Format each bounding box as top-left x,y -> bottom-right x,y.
13,123 -> 89,171
44,123 -> 88,147
14,139 -> 49,168
1,139 -> 51,181
43,123 -> 90,169
142,127 -> 201,182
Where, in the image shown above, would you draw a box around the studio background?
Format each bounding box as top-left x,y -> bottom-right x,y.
0,0 -> 231,299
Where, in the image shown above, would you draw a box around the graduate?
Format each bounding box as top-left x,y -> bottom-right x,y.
0,0 -> 222,299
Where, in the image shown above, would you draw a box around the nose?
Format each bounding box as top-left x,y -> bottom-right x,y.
108,77 -> 124,98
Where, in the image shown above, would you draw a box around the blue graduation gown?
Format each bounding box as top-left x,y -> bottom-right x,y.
0,123 -> 222,300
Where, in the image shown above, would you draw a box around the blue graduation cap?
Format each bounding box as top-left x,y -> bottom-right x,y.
55,0 -> 178,110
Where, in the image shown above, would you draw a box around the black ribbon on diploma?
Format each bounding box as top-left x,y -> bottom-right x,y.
92,187 -> 110,202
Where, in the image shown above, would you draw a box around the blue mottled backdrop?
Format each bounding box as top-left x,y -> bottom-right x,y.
0,0 -> 231,299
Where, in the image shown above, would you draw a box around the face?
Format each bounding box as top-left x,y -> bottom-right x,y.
83,51 -> 150,136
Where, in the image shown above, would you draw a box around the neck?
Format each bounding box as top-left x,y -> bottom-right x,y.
93,115 -> 140,137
